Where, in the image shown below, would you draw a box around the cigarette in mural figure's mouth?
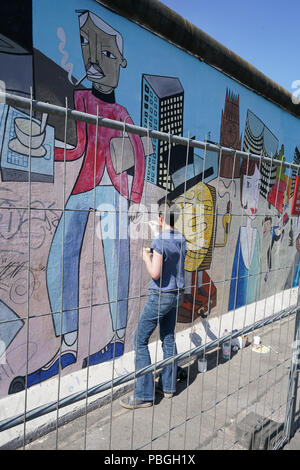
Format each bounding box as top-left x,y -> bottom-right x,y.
87,73 -> 104,80
86,64 -> 105,80
74,73 -> 88,86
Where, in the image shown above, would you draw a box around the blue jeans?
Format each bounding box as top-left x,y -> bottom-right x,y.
133,290 -> 179,401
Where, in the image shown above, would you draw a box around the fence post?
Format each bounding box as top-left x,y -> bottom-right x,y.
273,291 -> 300,449
286,309 -> 300,433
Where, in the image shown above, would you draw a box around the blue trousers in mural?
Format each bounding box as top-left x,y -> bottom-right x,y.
47,185 -> 130,337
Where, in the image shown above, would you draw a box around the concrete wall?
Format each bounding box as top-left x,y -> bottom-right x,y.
0,0 -> 300,416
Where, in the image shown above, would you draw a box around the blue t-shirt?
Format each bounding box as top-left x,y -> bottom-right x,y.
148,229 -> 187,292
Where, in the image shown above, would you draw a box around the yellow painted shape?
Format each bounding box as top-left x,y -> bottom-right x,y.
175,182 -> 214,272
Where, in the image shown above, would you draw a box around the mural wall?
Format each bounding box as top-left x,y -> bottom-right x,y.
0,0 -> 300,398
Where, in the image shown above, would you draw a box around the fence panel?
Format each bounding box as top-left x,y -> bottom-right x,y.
0,91 -> 299,450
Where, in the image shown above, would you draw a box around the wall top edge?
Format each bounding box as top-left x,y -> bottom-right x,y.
95,0 -> 300,119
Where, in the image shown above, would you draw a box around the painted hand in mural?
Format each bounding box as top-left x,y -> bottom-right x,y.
110,136 -> 153,174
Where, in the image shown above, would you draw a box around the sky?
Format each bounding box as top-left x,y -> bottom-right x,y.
32,0 -> 300,163
159,0 -> 300,94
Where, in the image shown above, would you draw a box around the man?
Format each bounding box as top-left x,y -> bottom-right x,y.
120,200 -> 187,409
16,10 -> 145,389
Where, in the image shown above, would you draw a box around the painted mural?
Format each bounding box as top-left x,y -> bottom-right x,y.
0,0 -> 300,398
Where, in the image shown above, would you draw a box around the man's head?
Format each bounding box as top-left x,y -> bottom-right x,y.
78,11 -> 127,93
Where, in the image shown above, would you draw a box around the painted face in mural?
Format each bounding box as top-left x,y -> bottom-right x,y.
80,15 -> 127,93
263,217 -> 272,237
241,163 -> 261,219
175,182 -> 214,271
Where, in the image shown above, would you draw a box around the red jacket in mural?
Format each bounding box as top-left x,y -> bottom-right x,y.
54,89 -> 145,203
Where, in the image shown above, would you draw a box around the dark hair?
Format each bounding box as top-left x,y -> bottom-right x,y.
158,199 -> 179,227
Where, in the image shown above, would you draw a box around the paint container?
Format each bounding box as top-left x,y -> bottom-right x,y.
253,336 -> 261,346
198,357 -> 207,373
222,329 -> 231,360
231,337 -> 240,352
222,342 -> 230,360
238,335 -> 248,349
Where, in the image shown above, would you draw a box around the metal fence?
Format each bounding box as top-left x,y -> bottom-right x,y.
0,90 -> 299,451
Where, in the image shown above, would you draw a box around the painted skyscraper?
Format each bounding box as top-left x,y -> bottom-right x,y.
141,74 -> 184,190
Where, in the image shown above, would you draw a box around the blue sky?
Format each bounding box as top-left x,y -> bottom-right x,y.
33,0 -> 300,162
159,0 -> 300,93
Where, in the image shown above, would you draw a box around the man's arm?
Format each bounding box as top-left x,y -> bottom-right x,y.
143,249 -> 162,281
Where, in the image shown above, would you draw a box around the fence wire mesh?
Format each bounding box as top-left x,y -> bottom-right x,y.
0,90 -> 299,451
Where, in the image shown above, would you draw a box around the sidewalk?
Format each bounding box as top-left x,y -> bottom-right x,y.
20,315 -> 300,450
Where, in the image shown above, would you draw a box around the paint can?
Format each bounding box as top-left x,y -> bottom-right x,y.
198,357 -> 207,373
231,337 -> 240,351
253,336 -> 261,346
238,335 -> 248,349
222,341 -> 231,360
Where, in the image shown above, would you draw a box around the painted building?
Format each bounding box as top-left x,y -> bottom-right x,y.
0,0 -> 300,411
141,74 -> 184,189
